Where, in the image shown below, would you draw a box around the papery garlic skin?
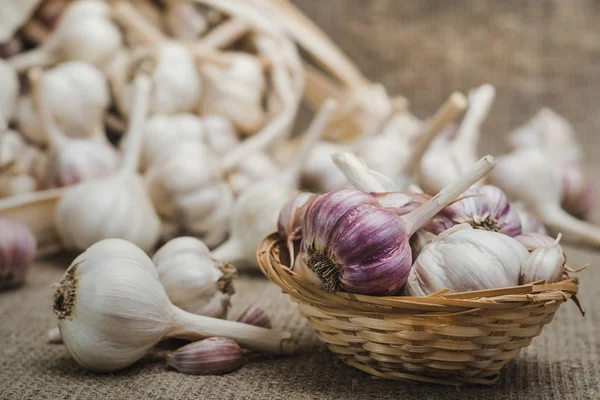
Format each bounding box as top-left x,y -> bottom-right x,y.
145,143 -> 233,247
405,226 -> 527,296
153,237 -> 236,318
0,216 -> 37,289
373,192 -> 430,217
167,337 -> 243,375
200,53 -> 266,135
427,185 -> 522,237
520,237 -> 565,284
0,59 -> 18,122
512,201 -> 547,234
301,189 -> 410,294
278,192 -> 317,243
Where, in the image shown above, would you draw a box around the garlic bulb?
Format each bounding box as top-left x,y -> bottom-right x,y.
111,3 -> 202,116
30,68 -> 119,188
18,61 -> 110,145
153,237 -> 236,318
199,53 -> 267,135
427,185 -> 522,237
167,337 -> 244,375
512,201 -> 547,234
55,75 -> 160,253
0,59 -> 18,122
212,100 -> 337,267
405,225 -> 527,296
508,108 -> 581,163
514,232 -> 557,251
419,85 -> 494,195
489,148 -> 600,247
141,114 -> 238,169
9,0 -> 122,72
227,151 -> 279,195
0,215 -> 37,289
54,239 -> 292,372
145,142 -> 234,247
299,140 -> 348,192
520,234 -> 565,284
301,157 -> 496,294
560,163 -> 594,219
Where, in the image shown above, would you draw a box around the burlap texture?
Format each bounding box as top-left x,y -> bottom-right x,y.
1,1 -> 599,398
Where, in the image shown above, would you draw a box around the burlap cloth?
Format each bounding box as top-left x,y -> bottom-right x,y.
1,1 -> 599,399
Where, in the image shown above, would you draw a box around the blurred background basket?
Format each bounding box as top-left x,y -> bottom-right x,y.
257,233 -> 581,386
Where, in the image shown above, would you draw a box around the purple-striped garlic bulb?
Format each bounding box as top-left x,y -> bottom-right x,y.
560,163 -> 595,219
300,155 -> 496,295
520,234 -> 565,284
167,337 -> 244,375
0,216 -> 37,289
426,185 -> 522,237
277,192 -> 316,263
512,202 -> 547,234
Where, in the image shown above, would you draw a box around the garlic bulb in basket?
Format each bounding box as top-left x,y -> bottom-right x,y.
199,53 -> 267,135
301,156 -> 496,294
520,234 -> 565,285
53,239 -> 292,372
9,0 -> 122,72
404,224 -> 527,296
419,84 -> 494,195
18,61 -> 110,145
0,215 -> 37,289
29,68 -> 119,188
55,75 -> 160,253
212,100 -> 337,268
0,60 -> 18,123
489,148 -> 600,247
153,237 -> 236,318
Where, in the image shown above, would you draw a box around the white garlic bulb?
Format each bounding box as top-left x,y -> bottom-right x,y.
18,61 -> 110,145
54,239 -> 291,372
419,85 -> 493,195
405,225 -> 527,296
141,114 -> 238,169
145,142 -> 234,247
153,237 -> 236,318
520,234 -> 565,285
55,75 -> 160,253
9,0 -> 122,72
199,53 -> 266,135
227,151 -> 279,195
0,59 -> 19,123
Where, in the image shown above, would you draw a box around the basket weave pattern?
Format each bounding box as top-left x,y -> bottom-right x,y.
257,234 -> 580,386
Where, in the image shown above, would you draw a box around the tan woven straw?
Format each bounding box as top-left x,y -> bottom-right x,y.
257,234 -> 582,386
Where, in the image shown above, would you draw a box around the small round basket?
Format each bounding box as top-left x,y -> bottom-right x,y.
257,233 -> 582,386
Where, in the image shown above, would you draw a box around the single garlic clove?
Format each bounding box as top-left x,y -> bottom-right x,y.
153,237 -> 236,319
0,215 -> 37,289
236,306 -> 271,329
520,235 -> 565,284
167,337 -> 244,375
514,232 -> 557,252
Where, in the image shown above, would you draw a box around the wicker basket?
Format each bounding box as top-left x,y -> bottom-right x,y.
257,233 -> 582,386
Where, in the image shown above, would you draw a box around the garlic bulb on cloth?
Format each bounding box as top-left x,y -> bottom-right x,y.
153,237 -> 236,318
18,61 -> 110,145
0,60 -> 19,123
53,239 -> 292,372
301,156 -> 496,294
9,0 -> 122,72
0,215 -> 37,289
404,224 -> 527,296
55,75 -> 160,253
489,148 -> 600,247
29,68 -> 119,188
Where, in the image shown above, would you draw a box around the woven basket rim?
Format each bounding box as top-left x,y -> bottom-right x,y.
257,233 -> 580,314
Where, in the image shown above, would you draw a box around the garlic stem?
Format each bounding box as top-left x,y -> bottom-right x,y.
168,306 -> 293,354
452,84 -> 495,156
542,206 -> 600,247
121,75 -> 152,174
28,68 -> 68,150
403,92 -> 468,177
402,155 -> 496,235
111,1 -> 166,45
195,17 -> 250,49
285,99 -> 338,185
332,152 -> 386,193
9,48 -> 56,73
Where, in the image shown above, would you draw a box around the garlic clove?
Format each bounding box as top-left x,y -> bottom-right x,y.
520,234 -> 565,284
0,215 -> 37,289
167,337 -> 244,375
236,306 -> 271,329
